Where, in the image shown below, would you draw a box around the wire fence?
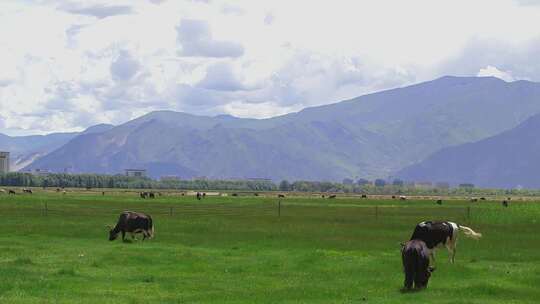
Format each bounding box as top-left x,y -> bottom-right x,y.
0,200 -> 474,223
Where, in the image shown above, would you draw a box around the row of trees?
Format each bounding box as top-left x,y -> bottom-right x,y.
0,172 -> 534,196
0,173 -> 277,191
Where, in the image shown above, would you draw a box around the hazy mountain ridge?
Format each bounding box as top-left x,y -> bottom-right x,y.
397,114 -> 540,189
0,124 -> 115,171
22,76 -> 540,181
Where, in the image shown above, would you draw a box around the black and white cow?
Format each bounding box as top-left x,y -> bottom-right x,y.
108,211 -> 154,241
401,239 -> 435,290
409,221 -> 482,264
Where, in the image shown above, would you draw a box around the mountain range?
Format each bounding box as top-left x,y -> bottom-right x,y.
397,114 -> 540,189
3,76 -> 540,187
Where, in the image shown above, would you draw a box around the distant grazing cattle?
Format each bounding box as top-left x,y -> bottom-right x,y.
392,195 -> 396,199
361,194 -> 368,199
321,194 -> 325,198
102,191 -> 105,196
400,196 -> 407,201
278,194 -> 285,198
470,198 -> 478,203
254,193 -> 259,197
401,240 -> 435,290
86,187 -> 92,190
328,195 -> 336,199
22,188 -> 33,194
9,190 -> 16,195
480,197 -> 486,201
140,192 -> 155,199
62,190 -> 67,195
196,192 -> 202,200
108,211 -> 154,242
502,200 -> 509,207
409,221 -> 482,264
56,188 -> 61,192
436,199 -> 442,205
231,193 -> 238,197
202,192 -> 206,198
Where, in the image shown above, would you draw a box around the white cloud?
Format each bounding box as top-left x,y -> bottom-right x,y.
1,0 -> 540,135
477,66 -> 516,82
176,19 -> 244,58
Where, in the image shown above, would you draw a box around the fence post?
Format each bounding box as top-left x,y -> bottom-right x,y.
278,199 -> 281,217
375,206 -> 378,219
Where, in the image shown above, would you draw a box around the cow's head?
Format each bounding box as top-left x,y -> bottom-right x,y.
107,226 -> 118,241
416,266 -> 436,289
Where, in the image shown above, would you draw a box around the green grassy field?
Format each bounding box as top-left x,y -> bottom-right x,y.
0,191 -> 539,303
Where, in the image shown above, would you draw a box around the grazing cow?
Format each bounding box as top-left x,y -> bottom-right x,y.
470,198 -> 478,203
254,193 -> 259,197
202,192 -> 206,198
392,195 -> 396,199
401,240 -> 435,290
321,194 -> 326,198
361,194 -> 368,199
108,211 -> 154,241
56,188 -> 61,193
480,197 -> 486,201
196,192 -> 202,200
328,194 -> 336,199
502,200 -> 509,207
140,192 -> 148,199
409,221 -> 482,264
278,194 -> 285,198
400,196 -> 407,201
23,188 -> 33,194
436,199 -> 442,205
9,190 -> 16,195
149,192 -> 155,199
102,191 -> 105,196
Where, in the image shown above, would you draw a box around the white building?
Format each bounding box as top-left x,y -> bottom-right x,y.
125,169 -> 146,178
0,152 -> 9,174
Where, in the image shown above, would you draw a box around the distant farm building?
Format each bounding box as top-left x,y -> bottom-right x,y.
31,168 -> 50,176
0,152 -> 9,174
435,182 -> 450,189
125,169 -> 147,178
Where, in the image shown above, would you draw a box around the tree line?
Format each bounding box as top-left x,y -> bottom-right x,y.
0,173 -> 276,191
0,172 -> 535,196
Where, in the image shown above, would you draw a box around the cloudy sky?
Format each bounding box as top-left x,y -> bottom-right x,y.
1,0 -> 540,135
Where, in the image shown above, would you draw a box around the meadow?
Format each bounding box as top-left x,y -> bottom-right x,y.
0,190 -> 539,303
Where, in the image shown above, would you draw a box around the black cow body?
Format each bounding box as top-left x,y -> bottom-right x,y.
401,240 -> 435,290
109,211 -> 154,241
410,221 -> 481,264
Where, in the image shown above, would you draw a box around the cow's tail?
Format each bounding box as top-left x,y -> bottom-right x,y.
459,225 -> 482,239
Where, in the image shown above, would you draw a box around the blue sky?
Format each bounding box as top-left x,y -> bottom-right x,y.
1,0 -> 540,135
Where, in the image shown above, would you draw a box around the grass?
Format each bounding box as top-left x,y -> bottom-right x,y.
0,190 -> 538,303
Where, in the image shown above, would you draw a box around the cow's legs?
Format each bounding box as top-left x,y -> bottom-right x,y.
446,239 -> 456,263
429,250 -> 436,266
121,231 -> 126,241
